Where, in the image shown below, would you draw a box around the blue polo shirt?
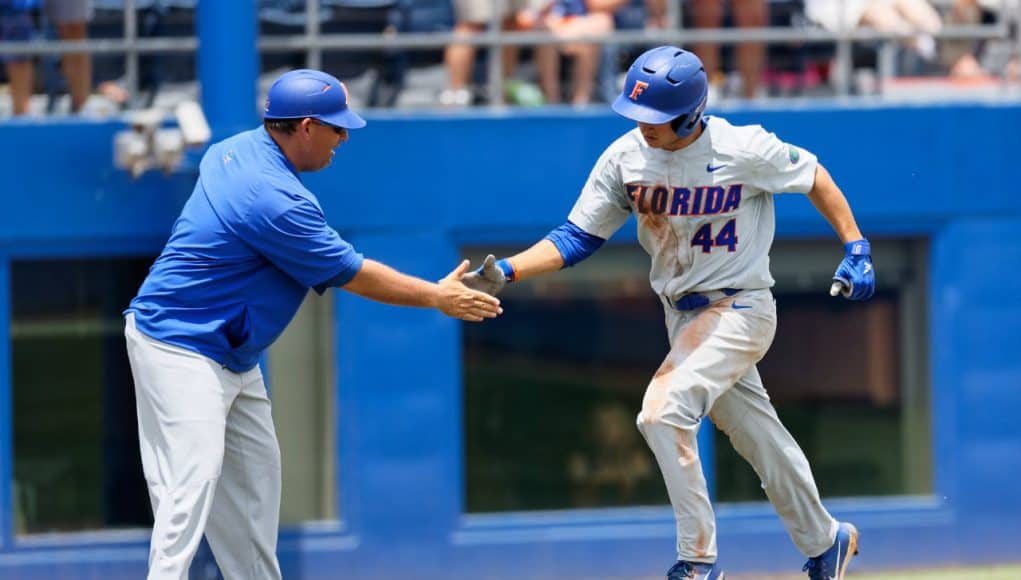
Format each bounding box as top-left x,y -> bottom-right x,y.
127,127 -> 363,372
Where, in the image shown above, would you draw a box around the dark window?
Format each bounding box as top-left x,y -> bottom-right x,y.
464,289 -> 668,512
12,257 -> 153,534
463,240 -> 930,513
716,240 -> 931,501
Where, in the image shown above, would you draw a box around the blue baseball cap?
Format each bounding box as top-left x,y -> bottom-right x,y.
612,46 -> 707,135
263,69 -> 366,130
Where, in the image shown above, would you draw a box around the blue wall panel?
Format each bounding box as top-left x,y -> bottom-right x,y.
0,103 -> 1019,578
336,231 -> 464,538
0,121 -> 193,249
931,218 -> 1021,515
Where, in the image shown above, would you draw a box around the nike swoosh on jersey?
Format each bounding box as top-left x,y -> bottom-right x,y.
732,302 -> 752,310
706,163 -> 726,172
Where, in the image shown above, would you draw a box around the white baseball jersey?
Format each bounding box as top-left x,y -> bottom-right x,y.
567,116 -> 818,302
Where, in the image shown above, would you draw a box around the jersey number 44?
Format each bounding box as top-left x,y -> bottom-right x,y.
691,218 -> 738,253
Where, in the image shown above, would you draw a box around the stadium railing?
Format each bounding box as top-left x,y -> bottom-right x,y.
0,0 -> 1017,108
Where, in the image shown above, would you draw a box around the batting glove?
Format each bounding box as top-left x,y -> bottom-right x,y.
461,254 -> 511,296
831,239 -> 875,300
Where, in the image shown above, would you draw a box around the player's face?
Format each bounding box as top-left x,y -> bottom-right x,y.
637,121 -> 688,151
300,118 -> 349,171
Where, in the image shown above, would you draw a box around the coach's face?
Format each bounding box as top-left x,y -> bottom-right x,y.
297,117 -> 349,171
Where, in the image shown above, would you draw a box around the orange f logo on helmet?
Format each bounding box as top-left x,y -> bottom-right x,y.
629,80 -> 649,100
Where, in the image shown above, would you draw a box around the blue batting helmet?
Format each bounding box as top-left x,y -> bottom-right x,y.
612,46 -> 708,137
264,69 -> 366,129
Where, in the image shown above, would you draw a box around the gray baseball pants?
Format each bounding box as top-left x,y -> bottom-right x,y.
125,314 -> 283,580
636,289 -> 838,562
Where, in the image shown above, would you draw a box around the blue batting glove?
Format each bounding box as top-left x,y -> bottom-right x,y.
832,239 -> 875,300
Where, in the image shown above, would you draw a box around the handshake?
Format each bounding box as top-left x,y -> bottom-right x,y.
436,255 -> 509,323
460,255 -> 509,296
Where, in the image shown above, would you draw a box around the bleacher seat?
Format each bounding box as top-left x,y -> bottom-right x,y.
598,0 -> 652,103
765,0 -> 836,96
84,1 -> 197,109
375,0 -> 454,106
319,0 -> 453,107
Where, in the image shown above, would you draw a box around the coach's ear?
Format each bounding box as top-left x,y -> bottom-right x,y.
300,117 -> 315,139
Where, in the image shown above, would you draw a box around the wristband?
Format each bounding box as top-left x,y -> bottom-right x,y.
495,259 -> 517,282
844,239 -> 870,256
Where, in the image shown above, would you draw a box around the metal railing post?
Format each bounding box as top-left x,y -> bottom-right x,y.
834,36 -> 852,96
878,40 -> 896,96
834,0 -> 853,97
487,0 -> 506,106
124,0 -> 138,101
306,0 -> 322,70
667,0 -> 683,31
1012,0 -> 1020,93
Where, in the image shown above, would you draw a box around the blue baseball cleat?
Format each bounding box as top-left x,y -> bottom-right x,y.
666,560 -> 726,579
803,522 -> 859,579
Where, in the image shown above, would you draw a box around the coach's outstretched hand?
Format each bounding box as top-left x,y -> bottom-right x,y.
437,260 -> 503,321
831,239 -> 875,300
461,254 -> 507,296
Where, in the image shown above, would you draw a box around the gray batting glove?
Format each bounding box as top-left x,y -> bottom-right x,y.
461,254 -> 507,296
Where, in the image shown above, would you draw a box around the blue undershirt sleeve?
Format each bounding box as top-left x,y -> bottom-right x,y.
543,220 -> 606,268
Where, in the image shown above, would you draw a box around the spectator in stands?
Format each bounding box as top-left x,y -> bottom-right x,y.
45,0 -> 93,113
441,0 -> 549,106
1,0 -> 38,115
1,0 -> 93,116
690,0 -> 769,99
532,0 -> 628,106
942,0 -> 1018,79
804,0 -> 943,63
643,0 -> 668,29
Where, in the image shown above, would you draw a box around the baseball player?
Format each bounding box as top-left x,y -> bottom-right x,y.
462,46 -> 874,580
124,69 -> 502,580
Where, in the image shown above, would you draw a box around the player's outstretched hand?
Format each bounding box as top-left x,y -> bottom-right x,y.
831,239 -> 875,300
460,254 -> 507,296
437,260 -> 503,322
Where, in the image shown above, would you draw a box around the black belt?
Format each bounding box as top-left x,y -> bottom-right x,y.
671,288 -> 740,311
